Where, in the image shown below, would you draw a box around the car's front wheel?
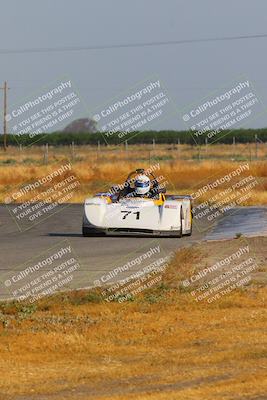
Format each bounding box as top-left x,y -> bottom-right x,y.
177,208 -> 183,238
82,226 -> 105,237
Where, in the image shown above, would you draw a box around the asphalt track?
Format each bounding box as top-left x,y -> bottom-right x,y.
0,204 -> 266,300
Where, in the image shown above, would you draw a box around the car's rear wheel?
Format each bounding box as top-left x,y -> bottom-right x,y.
184,207 -> 193,236
185,223 -> 192,236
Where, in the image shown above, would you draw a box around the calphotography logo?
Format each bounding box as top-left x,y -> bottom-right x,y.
4,162 -> 81,231
1,241 -> 81,303
7,77 -> 86,145
180,76 -> 265,144
90,76 -> 177,145
179,240 -> 260,305
190,162 -> 262,232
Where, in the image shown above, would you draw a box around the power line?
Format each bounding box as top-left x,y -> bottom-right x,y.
0,33 -> 267,55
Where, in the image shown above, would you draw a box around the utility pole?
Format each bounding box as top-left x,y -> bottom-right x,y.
1,81 -> 10,151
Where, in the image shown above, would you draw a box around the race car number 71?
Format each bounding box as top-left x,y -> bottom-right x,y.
121,211 -> 140,220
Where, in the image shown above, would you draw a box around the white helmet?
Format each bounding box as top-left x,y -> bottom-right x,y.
134,174 -> 151,195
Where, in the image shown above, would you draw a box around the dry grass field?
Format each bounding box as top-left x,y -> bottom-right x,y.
0,144 -> 266,399
0,143 -> 267,204
0,237 -> 266,400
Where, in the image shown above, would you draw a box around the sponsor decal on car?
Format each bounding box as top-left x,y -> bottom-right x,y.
164,204 -> 178,209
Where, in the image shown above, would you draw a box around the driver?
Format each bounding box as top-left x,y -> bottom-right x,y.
119,173 -> 160,199
133,174 -> 151,197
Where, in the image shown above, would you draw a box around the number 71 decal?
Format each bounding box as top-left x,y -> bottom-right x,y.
121,211 -> 140,220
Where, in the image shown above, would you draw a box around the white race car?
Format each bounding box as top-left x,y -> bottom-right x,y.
82,168 -> 193,237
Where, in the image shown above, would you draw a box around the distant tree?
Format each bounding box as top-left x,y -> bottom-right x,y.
62,118 -> 97,133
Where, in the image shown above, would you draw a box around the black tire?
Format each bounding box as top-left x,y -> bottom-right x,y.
82,226 -> 91,237
82,226 -> 105,237
184,223 -> 193,236
187,207 -> 193,236
183,206 -> 193,236
177,208 -> 183,238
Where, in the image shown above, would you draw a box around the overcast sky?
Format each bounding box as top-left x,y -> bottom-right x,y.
1,0 -> 267,131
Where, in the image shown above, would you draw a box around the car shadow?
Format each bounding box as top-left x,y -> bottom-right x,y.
48,233 -> 83,237
47,232 -> 167,239
47,232 -> 182,239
